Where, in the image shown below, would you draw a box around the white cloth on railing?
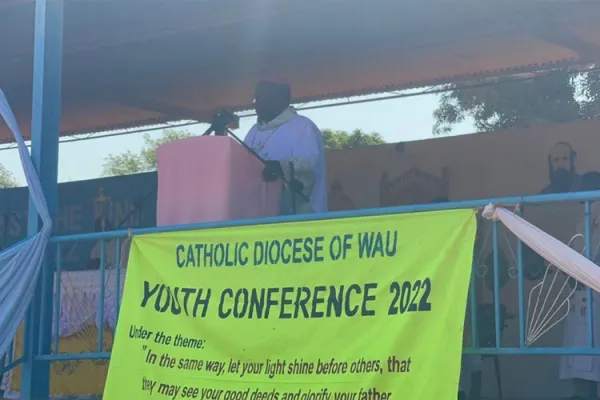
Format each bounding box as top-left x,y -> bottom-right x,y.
0,90 -> 52,358
483,203 -> 600,381
482,204 -> 600,293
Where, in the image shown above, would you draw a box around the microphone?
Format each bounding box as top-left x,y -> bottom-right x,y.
199,109 -> 311,211
203,110 -> 239,136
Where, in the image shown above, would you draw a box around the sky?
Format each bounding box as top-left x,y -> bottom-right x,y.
0,92 -> 475,185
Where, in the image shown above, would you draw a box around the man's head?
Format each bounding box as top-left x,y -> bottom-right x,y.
254,79 -> 291,124
548,142 -> 577,193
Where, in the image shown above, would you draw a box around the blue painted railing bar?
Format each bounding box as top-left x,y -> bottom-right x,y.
30,189 -> 600,368
53,244 -> 61,353
98,240 -> 106,352
585,201 -> 595,348
38,252 -> 52,353
20,1 -> 63,397
30,347 -> 600,359
7,340 -> 13,365
0,341 -> 17,375
517,206 -> 526,348
1,357 -> 23,375
492,221 -> 501,348
49,190 -> 600,243
462,348 -> 600,355
115,238 -> 122,328
35,352 -> 111,362
469,266 -> 479,348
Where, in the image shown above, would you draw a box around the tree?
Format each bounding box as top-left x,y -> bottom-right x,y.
0,164 -> 18,188
322,128 -> 386,149
103,128 -> 385,177
102,129 -> 193,176
432,69 -> 600,135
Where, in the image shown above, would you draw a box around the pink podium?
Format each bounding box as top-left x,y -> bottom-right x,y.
156,136 -> 282,226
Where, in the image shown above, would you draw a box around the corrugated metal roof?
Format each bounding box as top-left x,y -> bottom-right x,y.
0,0 -> 598,142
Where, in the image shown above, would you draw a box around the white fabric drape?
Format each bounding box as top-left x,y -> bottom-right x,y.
0,90 -> 52,358
482,204 -> 600,292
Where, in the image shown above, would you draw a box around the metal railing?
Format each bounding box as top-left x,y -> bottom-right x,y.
7,189 -> 600,372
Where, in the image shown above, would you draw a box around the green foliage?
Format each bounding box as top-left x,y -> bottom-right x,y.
0,164 -> 18,188
433,69 -> 600,135
102,129 -> 193,176
103,127 -> 386,177
322,128 -> 386,149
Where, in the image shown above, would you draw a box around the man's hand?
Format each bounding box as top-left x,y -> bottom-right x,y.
262,161 -> 283,182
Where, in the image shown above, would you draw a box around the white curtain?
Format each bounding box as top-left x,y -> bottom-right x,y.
0,90 -> 52,358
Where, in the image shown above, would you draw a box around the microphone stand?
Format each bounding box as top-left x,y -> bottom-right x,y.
203,113 -> 310,214
289,161 -> 297,215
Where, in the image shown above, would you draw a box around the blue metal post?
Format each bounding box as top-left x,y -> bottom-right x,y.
584,201 -> 595,347
516,206 -> 525,347
492,221 -> 502,348
469,263 -> 479,349
98,240 -> 106,351
20,0 -> 64,398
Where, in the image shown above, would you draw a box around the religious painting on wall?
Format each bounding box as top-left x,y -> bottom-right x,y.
378,167 -> 448,207
542,141 -> 582,194
1,173 -> 155,397
322,118 -> 600,399
6,120 -> 600,398
0,172 -> 157,271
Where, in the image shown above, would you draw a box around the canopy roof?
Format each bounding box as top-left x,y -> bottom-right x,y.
1,0 -> 599,143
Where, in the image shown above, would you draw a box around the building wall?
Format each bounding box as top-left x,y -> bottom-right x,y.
6,119 -> 600,398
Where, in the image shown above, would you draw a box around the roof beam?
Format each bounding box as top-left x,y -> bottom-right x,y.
531,26 -> 600,64
114,98 -> 212,123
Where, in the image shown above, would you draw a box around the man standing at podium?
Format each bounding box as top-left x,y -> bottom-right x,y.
244,78 -> 328,214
